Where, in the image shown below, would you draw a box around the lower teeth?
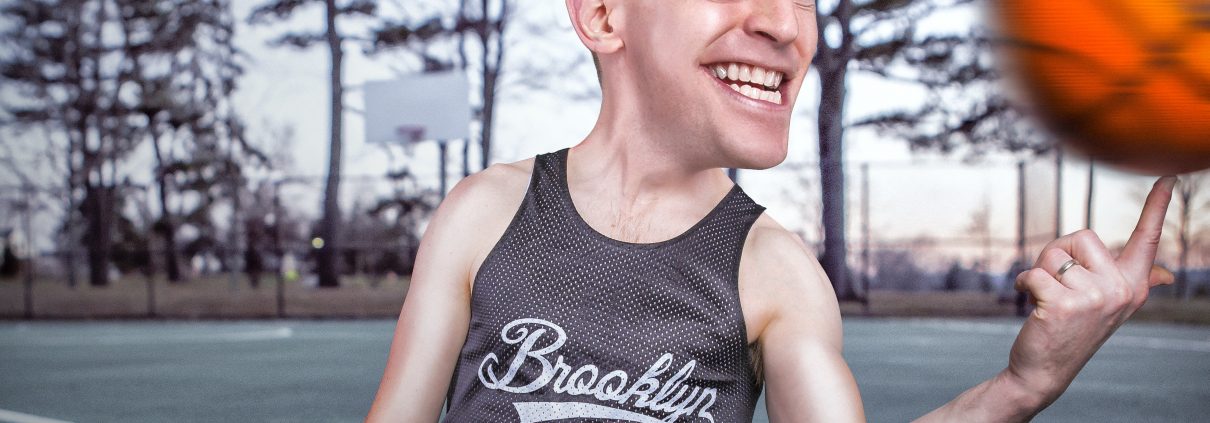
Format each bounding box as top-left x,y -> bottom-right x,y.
728,83 -> 780,104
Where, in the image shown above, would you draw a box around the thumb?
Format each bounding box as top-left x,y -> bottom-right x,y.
1149,265 -> 1175,287
1117,176 -> 1177,279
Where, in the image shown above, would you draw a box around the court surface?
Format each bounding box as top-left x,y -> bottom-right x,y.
1,317 -> 1207,422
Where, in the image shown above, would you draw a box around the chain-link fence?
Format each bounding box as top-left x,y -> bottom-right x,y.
1,154 -> 1207,318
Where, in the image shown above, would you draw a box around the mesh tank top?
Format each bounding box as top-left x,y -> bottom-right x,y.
444,148 -> 765,422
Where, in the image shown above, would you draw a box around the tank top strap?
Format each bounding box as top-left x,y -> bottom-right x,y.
523,148 -> 573,219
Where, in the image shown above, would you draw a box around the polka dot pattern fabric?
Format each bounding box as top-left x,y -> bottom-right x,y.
444,149 -> 765,422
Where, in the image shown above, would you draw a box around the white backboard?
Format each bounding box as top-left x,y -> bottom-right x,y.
363,71 -> 471,144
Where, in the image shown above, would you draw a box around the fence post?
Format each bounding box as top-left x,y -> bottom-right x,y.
146,272 -> 156,318
1016,161 -> 1028,317
1055,150 -> 1064,238
860,162 -> 870,313
273,181 -> 286,318
1085,161 -> 1095,230
22,185 -> 34,319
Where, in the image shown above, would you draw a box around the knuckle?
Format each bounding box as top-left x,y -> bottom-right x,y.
1043,248 -> 1065,263
1027,268 -> 1049,280
1074,229 -> 1101,245
1138,228 -> 1162,246
1054,298 -> 1077,314
1085,290 -> 1106,308
1110,285 -> 1133,308
1132,292 -> 1149,310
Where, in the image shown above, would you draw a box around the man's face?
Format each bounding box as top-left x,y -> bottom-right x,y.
618,0 -> 817,169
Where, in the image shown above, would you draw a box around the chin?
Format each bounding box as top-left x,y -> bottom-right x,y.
723,137 -> 788,170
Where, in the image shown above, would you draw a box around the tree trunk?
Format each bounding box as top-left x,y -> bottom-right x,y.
458,0 -> 472,178
156,174 -> 182,282
149,128 -> 182,282
65,125 -> 80,288
476,0 -> 509,171
813,0 -> 857,300
817,61 -> 853,300
317,0 -> 344,288
83,184 -> 113,287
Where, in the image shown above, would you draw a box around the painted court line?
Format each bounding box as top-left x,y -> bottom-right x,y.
1,326 -> 294,347
905,319 -> 1210,353
0,408 -> 73,423
1111,335 -> 1210,353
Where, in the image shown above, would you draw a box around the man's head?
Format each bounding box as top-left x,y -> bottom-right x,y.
566,0 -> 818,170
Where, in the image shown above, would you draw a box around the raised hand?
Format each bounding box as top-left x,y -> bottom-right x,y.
1006,176 -> 1177,410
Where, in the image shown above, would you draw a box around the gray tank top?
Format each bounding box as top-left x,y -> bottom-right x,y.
444,148 -> 765,422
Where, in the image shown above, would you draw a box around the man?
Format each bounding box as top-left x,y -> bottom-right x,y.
366,0 -> 1177,421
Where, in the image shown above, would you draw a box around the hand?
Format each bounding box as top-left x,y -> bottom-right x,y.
1005,176 -> 1177,411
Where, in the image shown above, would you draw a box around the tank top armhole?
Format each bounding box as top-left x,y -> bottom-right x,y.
728,205 -> 767,389
448,156 -> 542,412
469,155 -> 543,293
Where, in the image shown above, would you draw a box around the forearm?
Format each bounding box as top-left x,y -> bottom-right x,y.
913,369 -> 1050,423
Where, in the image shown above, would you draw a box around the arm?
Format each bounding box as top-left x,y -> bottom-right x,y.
744,225 -> 865,422
366,165 -> 529,422
916,176 -> 1178,422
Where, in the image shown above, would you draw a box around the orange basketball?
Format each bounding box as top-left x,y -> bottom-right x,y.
993,0 -> 1210,175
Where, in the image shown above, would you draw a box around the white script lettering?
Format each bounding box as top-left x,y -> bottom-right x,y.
478,318 -> 717,422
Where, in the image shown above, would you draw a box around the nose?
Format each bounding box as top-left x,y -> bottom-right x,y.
745,0 -> 800,45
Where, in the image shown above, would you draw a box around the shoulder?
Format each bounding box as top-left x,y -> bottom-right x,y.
444,158 -> 534,211
738,214 -> 842,344
435,157 -> 535,284
430,157 -> 534,231
413,157 -> 535,288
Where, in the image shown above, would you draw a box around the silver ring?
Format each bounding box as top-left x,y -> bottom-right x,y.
1056,259 -> 1080,280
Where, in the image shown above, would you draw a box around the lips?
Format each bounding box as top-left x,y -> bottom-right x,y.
708,62 -> 785,105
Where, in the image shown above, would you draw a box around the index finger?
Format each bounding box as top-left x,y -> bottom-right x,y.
1117,176 -> 1177,279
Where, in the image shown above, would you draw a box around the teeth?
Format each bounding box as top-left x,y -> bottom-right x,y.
709,62 -> 785,89
710,61 -> 786,104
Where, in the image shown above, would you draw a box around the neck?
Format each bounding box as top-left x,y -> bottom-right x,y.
565,101 -> 735,243
571,85 -> 733,196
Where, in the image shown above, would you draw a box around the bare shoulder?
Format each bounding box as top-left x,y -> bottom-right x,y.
443,158 -> 534,209
427,157 -> 535,287
738,213 -> 842,345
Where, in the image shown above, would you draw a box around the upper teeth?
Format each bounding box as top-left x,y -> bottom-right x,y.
712,63 -> 784,104
712,63 -> 783,90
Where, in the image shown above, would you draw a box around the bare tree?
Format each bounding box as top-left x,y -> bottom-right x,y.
122,0 -> 251,283
248,0 -> 377,288
812,0 -> 1051,299
3,0 -> 257,287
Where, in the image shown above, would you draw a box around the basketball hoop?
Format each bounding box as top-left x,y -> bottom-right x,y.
396,125 -> 426,143
396,125 -> 426,155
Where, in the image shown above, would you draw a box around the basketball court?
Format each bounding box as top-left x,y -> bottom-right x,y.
1,318 -> 1207,422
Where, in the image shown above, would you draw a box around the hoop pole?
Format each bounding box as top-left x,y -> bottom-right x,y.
438,140 -> 448,200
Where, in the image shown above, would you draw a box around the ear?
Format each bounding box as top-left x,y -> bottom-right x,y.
565,0 -> 623,55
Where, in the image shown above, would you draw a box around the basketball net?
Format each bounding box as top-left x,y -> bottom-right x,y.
396,125 -> 426,156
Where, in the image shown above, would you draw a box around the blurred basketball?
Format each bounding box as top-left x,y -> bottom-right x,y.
993,0 -> 1210,175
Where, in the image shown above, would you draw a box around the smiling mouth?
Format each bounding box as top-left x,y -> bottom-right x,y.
708,62 -> 785,105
